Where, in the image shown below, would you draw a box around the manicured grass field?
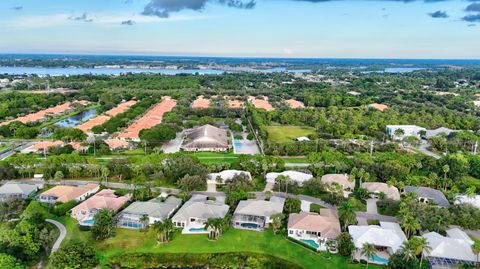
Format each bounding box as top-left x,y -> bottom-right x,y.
94,228 -> 371,269
265,125 -> 315,143
188,151 -> 239,164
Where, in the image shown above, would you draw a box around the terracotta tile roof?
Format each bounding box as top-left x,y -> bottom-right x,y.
288,210 -> 341,239
228,99 -> 244,109
105,139 -> 129,149
76,100 -> 136,133
191,95 -> 210,109
369,103 -> 389,112
248,96 -> 274,111
117,97 -> 176,140
285,99 -> 305,109
104,100 -> 137,117
71,189 -> 129,214
41,184 -> 99,203
77,115 -> 111,133
362,182 -> 400,201
321,174 -> 354,190
29,141 -> 64,151
0,100 -> 89,126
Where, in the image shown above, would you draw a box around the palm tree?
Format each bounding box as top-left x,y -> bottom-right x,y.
139,214 -> 149,232
360,243 -> 376,269
204,218 -> 224,240
394,128 -> 405,139
401,214 -> 421,238
153,219 -> 174,243
271,213 -> 284,234
411,237 -> 432,269
442,164 -> 450,191
339,199 -> 357,231
399,240 -> 417,264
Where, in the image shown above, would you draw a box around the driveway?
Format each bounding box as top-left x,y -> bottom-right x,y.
300,200 -> 311,212
417,140 -> 441,159
366,198 -> 378,214
161,132 -> 183,153
207,182 -> 217,192
46,219 -> 66,254
264,182 -> 274,192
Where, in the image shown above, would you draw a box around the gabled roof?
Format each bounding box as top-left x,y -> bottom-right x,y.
72,189 -> 129,213
454,194 -> 480,209
234,197 -> 285,218
182,124 -> 228,149
349,222 -> 407,252
422,228 -> 478,262
266,171 -> 313,185
0,182 -> 38,196
403,186 -> 450,207
321,174 -> 354,190
362,182 -> 400,201
121,196 -> 182,220
425,127 -> 457,138
40,183 -> 99,203
288,209 -> 341,238
172,195 -> 229,222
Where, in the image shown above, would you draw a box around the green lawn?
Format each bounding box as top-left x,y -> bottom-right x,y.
187,151 -> 239,164
95,228 -> 369,269
264,125 -> 315,143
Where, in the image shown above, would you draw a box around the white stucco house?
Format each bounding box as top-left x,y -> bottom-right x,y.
386,125 -> 426,140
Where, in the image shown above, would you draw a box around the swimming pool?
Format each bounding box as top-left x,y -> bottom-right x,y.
371,255 -> 389,264
240,223 -> 259,229
80,218 -> 95,226
301,239 -> 320,249
233,139 -> 243,150
189,227 -> 206,232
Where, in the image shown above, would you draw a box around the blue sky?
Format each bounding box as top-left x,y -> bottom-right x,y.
0,0 -> 479,59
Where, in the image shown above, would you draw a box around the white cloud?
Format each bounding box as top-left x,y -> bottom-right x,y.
0,12 -> 210,30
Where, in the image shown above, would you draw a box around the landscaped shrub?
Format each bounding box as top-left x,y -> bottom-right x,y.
106,252 -> 303,269
52,200 -> 78,216
377,199 -> 400,216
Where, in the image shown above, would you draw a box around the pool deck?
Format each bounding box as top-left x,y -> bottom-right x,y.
232,133 -> 260,155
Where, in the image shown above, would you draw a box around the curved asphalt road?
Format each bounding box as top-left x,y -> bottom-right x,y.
46,219 -> 66,254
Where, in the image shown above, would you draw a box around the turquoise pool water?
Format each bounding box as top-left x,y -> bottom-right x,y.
240,223 -> 259,229
301,239 -> 320,249
80,218 -> 95,226
189,227 -> 206,232
233,139 -> 243,150
371,255 -> 389,264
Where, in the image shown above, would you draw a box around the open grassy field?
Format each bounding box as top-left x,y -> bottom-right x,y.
265,125 -> 315,143
94,228 -> 370,269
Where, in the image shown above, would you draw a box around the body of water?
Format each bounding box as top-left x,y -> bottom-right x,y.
54,107 -> 97,128
0,66 -> 312,76
0,66 -> 228,76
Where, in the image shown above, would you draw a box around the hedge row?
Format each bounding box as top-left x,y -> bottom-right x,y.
106,252 -> 304,269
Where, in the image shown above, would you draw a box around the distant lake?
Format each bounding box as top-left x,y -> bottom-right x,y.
363,67 -> 427,74
54,107 -> 97,128
0,66 -> 311,76
0,66 -> 228,76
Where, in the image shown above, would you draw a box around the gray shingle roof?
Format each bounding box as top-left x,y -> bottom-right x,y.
234,197 -> 285,217
0,183 -> 38,196
172,195 -> 229,222
121,196 -> 182,220
403,186 -> 450,207
182,124 -> 228,149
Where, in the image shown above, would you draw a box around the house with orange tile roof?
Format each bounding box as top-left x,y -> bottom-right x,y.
77,100 -> 137,134
38,183 -> 99,204
0,100 -> 91,126
228,99 -> 244,109
105,139 -> 130,151
368,103 -> 389,112
285,99 -> 305,109
191,95 -> 210,109
288,209 -> 341,251
69,142 -> 89,153
248,96 -> 274,111
117,97 -> 176,142
71,189 -> 130,226
21,141 -> 65,154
